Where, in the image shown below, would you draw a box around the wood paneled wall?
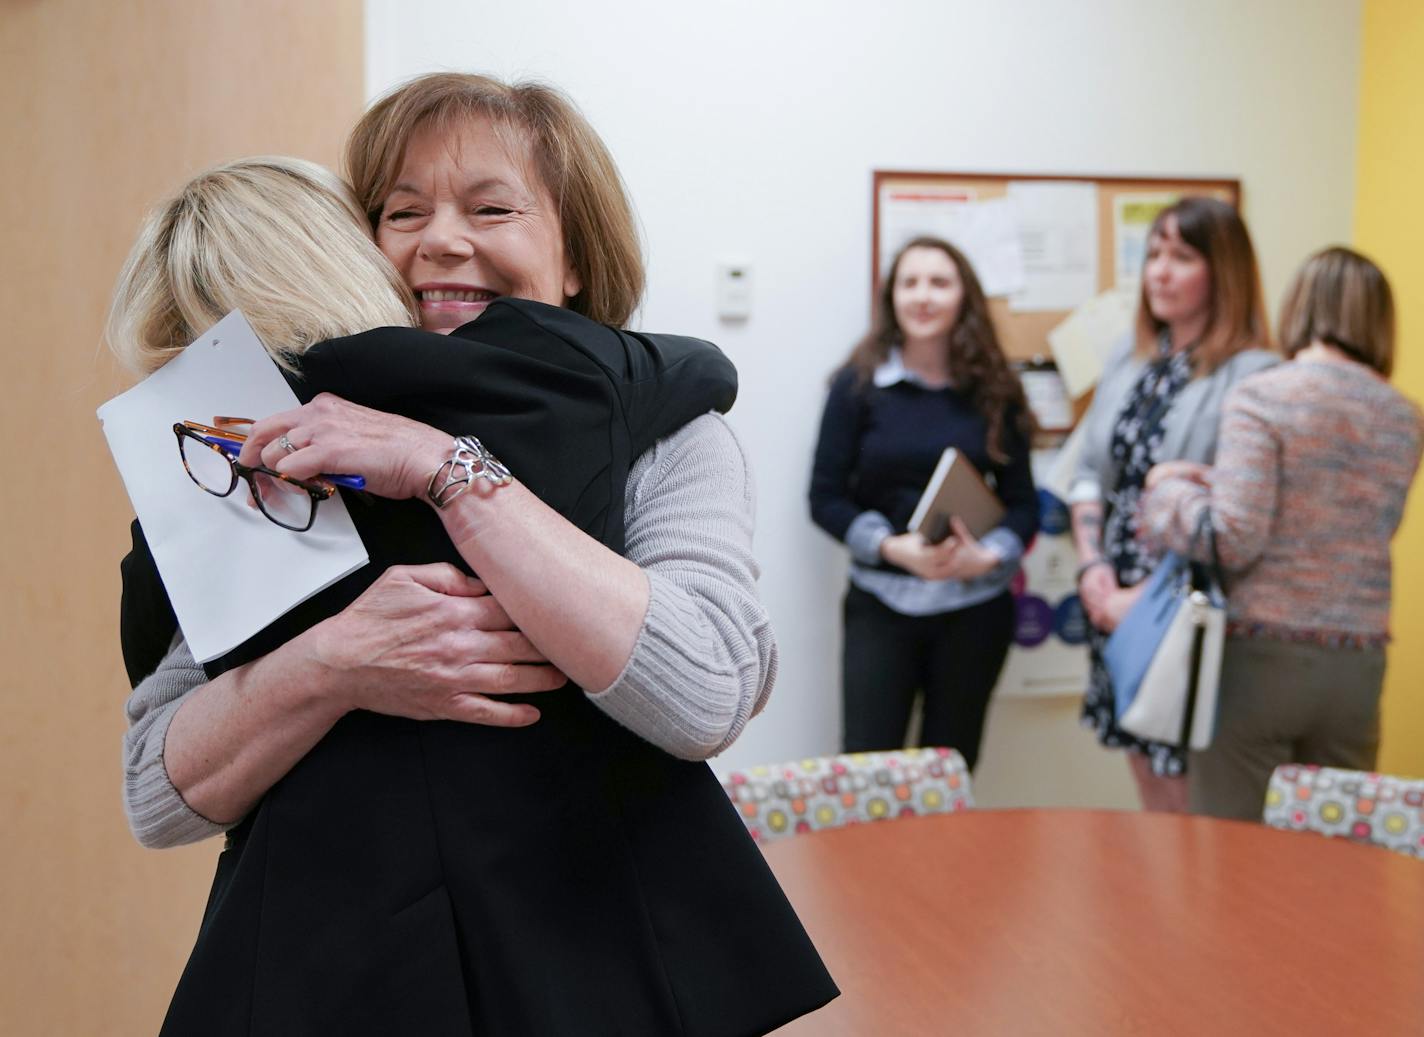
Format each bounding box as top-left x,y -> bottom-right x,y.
0,2 -> 363,1031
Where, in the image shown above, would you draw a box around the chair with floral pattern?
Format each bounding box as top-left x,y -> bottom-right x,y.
1263,764 -> 1424,858
718,746 -> 973,843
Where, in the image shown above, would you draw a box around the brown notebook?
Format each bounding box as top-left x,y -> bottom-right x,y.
907,447 -> 1006,543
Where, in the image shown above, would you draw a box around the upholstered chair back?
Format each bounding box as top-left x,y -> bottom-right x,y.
720,747 -> 973,843
1264,764 -> 1424,858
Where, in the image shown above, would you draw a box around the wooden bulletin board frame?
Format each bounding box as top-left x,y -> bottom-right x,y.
871,170 -> 1241,364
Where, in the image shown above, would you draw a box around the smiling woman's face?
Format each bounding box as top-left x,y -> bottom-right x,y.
891,245 -> 964,347
375,115 -> 581,333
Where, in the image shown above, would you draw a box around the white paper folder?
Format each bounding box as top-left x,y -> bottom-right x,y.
98,311 -> 369,663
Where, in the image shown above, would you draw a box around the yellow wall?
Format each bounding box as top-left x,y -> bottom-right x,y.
1357,0 -> 1424,776
0,2 -> 363,1032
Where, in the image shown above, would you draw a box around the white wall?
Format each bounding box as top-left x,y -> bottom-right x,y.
366,0 -> 1361,800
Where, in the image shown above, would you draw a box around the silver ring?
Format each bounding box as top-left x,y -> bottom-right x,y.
278,434 -> 297,454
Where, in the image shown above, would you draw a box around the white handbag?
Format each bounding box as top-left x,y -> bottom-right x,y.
1117,580 -> 1225,750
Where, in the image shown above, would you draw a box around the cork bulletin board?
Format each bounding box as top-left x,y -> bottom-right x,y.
871,170 -> 1241,364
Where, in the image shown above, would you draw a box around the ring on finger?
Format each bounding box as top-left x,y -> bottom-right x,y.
278,434 -> 297,454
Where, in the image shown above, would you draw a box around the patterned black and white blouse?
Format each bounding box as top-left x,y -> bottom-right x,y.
1082,336 -> 1195,777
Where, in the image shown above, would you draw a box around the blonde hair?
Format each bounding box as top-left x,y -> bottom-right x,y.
1134,196 -> 1271,373
346,72 -> 644,327
1278,246 -> 1396,376
106,156 -> 418,375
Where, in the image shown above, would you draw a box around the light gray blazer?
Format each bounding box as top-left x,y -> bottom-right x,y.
1068,333 -> 1279,505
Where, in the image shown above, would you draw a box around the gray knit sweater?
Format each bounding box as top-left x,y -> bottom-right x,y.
123,413 -> 776,848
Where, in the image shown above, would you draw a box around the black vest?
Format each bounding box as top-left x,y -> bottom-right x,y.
129,300 -> 837,1036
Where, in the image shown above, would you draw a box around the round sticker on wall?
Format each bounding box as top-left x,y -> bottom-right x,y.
1014,595 -> 1053,647
1054,594 -> 1089,645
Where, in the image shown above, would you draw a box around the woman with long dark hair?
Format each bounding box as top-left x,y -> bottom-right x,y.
810,236 -> 1038,768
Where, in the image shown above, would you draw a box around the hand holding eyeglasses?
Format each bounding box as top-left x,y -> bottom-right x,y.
175,418 -> 365,532
237,393 -> 452,504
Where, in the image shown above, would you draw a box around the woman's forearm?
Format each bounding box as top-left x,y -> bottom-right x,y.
125,565 -> 565,846
589,415 -> 775,759
435,481 -> 649,692
1070,501 -> 1105,563
433,413 -> 772,750
124,639 -> 231,848
160,559 -> 558,824
162,634 -> 349,826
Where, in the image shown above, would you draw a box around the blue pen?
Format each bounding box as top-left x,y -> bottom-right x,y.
201,434 -> 367,491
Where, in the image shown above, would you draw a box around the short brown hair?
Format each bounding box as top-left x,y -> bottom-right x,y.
1135,196 -> 1271,372
1278,246 -> 1396,376
345,72 -> 644,327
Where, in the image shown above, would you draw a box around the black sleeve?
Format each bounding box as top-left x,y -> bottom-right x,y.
466,299 -> 738,459
119,520 -> 180,689
616,330 -> 738,456
993,411 -> 1039,547
808,368 -> 867,543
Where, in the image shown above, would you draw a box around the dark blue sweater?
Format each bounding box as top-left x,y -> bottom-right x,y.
809,367 -> 1039,556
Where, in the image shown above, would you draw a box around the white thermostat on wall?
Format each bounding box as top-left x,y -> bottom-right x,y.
716,260 -> 753,321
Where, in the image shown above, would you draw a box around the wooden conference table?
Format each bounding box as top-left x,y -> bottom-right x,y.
763,810 -> 1424,1035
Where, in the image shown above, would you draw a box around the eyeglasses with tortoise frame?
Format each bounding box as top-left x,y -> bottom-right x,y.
174,418 -> 334,532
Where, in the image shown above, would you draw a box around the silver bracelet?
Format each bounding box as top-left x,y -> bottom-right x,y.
426,436 -> 512,509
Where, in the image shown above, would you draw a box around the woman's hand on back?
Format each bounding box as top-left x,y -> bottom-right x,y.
309,563 -> 566,726
239,393 -> 450,501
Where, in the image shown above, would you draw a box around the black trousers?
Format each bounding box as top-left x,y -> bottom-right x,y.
841,585 -> 1016,770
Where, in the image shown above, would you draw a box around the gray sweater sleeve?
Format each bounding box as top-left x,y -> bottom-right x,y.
121,412 -> 775,845
586,412 -> 777,760
1069,332 -> 1138,505
122,636 -> 232,849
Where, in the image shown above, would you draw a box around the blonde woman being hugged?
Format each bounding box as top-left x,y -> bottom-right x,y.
1140,248 -> 1423,819
1069,197 -> 1277,811
810,237 -> 1038,768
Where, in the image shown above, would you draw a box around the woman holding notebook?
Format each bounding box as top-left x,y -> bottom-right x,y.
810,236 -> 1038,768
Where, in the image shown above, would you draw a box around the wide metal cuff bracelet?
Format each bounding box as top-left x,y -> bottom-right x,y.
426,435 -> 512,509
